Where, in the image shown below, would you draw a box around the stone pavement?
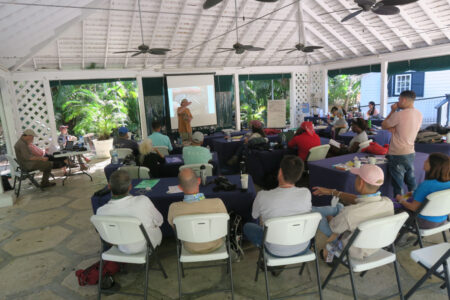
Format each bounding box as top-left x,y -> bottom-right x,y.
0,158 -> 447,300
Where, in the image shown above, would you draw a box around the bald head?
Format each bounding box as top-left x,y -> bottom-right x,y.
178,168 -> 199,194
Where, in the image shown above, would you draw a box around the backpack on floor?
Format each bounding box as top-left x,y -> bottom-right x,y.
229,211 -> 244,262
415,131 -> 443,143
75,260 -> 120,287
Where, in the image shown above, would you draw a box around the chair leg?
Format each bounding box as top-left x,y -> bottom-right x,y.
255,248 -> 263,282
153,250 -> 168,279
313,241 -> 323,300
16,177 -> 22,197
28,174 -> 41,188
405,262 -> 441,299
348,259 -> 358,300
393,260 -> 404,300
228,249 -> 235,300
414,221 -> 424,248
444,260 -> 450,299
12,176 -> 17,190
322,258 -> 340,289
263,258 -> 271,300
176,259 -> 183,299
359,271 -> 367,278
443,231 -> 448,243
144,250 -> 150,300
298,263 -> 306,276
181,262 -> 185,278
97,259 -> 104,300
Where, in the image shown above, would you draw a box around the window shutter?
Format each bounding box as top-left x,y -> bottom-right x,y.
387,75 -> 393,97
411,71 -> 425,97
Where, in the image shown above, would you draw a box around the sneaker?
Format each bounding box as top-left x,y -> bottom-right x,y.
40,182 -> 56,188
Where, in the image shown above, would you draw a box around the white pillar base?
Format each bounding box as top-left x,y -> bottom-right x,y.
0,191 -> 16,208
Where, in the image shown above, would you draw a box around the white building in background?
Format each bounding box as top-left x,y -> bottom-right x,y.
360,70 -> 450,124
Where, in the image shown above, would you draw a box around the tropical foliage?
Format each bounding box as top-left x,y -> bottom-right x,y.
239,78 -> 290,127
328,75 -> 361,110
51,81 -> 140,140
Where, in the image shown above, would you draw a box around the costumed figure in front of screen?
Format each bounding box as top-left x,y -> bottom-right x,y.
177,98 -> 193,142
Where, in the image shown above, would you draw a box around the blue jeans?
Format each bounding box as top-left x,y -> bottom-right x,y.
311,204 -> 344,237
243,222 -> 310,258
387,153 -> 417,197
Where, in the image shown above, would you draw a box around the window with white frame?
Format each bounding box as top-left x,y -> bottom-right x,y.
394,74 -> 411,95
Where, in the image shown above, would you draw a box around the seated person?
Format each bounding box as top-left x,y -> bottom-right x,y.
28,142 -> 68,170
327,106 -> 339,126
168,168 -> 227,253
14,129 -> 55,188
97,170 -> 163,254
227,120 -> 268,166
288,121 -> 321,161
182,131 -> 212,165
332,110 -> 348,138
138,138 -> 165,178
396,153 -> 450,229
311,164 -> 393,261
148,120 -> 173,152
366,101 -> 380,119
329,118 -> 368,155
114,126 -> 139,157
58,125 -> 89,170
244,156 -> 312,261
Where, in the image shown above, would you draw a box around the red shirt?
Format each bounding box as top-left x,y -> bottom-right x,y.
288,132 -> 321,161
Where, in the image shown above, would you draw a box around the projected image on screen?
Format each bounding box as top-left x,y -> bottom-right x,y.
167,74 -> 217,129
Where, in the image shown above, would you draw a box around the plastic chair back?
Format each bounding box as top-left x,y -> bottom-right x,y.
353,212 -> 408,249
173,213 -> 229,243
358,139 -> 373,152
307,145 -> 330,162
153,146 -> 169,156
421,189 -> 450,217
110,148 -> 133,160
119,166 -> 150,179
5,155 -> 19,177
264,213 -> 321,246
90,215 -> 145,245
179,163 -> 213,177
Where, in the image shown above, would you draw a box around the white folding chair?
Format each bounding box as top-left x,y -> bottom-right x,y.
405,243 -> 450,299
173,213 -> 233,299
357,139 -> 373,152
153,146 -> 169,156
5,154 -> 41,196
322,212 -> 409,300
90,215 -> 167,300
396,189 -> 450,248
255,213 -> 323,300
119,166 -> 150,180
179,163 -> 213,177
109,148 -> 133,160
306,145 -> 330,162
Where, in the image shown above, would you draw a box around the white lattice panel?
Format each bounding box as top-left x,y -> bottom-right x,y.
310,70 -> 324,109
13,80 -> 54,148
293,72 -> 308,128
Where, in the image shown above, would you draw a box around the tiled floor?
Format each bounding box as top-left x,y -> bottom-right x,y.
0,158 -> 447,299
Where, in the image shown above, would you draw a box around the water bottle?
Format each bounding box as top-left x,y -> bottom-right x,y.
200,165 -> 207,186
112,148 -> 119,164
368,119 -> 372,129
239,161 -> 246,174
281,134 -> 287,148
79,136 -> 84,147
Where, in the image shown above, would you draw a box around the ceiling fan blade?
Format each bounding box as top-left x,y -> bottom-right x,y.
131,51 -> 144,57
113,50 -> 140,54
203,0 -> 223,9
148,50 -> 167,55
150,48 -> 171,52
241,45 -> 264,51
216,49 -> 234,53
303,46 -> 323,51
318,8 -> 359,16
278,48 -> 295,51
341,9 -> 363,22
372,5 -> 400,15
380,0 -> 417,5
287,49 -> 297,54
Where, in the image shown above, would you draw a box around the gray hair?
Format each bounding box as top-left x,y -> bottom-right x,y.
178,168 -> 198,192
110,170 -> 131,196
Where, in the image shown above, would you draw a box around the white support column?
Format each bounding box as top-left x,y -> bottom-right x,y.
289,73 -> 296,128
234,73 -> 241,131
322,69 -> 328,113
136,75 -> 147,138
380,60 -> 388,118
43,78 -> 59,144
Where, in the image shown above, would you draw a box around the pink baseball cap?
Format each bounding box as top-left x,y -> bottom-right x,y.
350,164 -> 384,186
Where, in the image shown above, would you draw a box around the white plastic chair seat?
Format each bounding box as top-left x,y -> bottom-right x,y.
420,223 -> 450,237
307,145 -> 330,162
411,243 -> 450,273
153,146 -> 169,156
180,242 -> 228,263
265,249 -> 316,267
333,248 -> 396,272
102,245 -> 147,264
357,139 -> 373,152
110,148 -> 133,159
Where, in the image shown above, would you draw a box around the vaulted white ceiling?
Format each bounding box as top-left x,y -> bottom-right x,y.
1,0 -> 449,71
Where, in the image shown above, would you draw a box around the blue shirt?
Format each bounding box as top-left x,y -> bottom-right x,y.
414,179 -> 450,222
182,146 -> 212,165
148,132 -> 173,151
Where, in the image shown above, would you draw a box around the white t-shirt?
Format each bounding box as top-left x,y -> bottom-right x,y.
97,195 -> 163,254
349,131 -> 368,148
252,187 -> 312,256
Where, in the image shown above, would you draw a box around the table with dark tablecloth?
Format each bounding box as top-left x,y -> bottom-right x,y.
338,130 -> 392,146
212,135 -> 280,166
415,143 -> 450,156
309,152 -> 428,206
91,175 -> 256,236
104,152 -> 219,181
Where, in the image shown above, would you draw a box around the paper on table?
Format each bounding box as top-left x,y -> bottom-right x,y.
167,185 -> 183,194
329,139 -> 341,148
134,179 -> 160,189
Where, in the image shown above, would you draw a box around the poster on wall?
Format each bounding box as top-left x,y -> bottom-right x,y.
301,103 -> 310,113
267,100 -> 286,128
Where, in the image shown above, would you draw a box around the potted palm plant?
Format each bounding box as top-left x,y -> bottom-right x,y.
62,86 -> 128,158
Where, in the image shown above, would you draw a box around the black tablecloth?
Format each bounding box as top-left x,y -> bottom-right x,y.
91,175 -> 256,236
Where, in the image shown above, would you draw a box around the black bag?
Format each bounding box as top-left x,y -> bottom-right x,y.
1,175 -> 13,191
